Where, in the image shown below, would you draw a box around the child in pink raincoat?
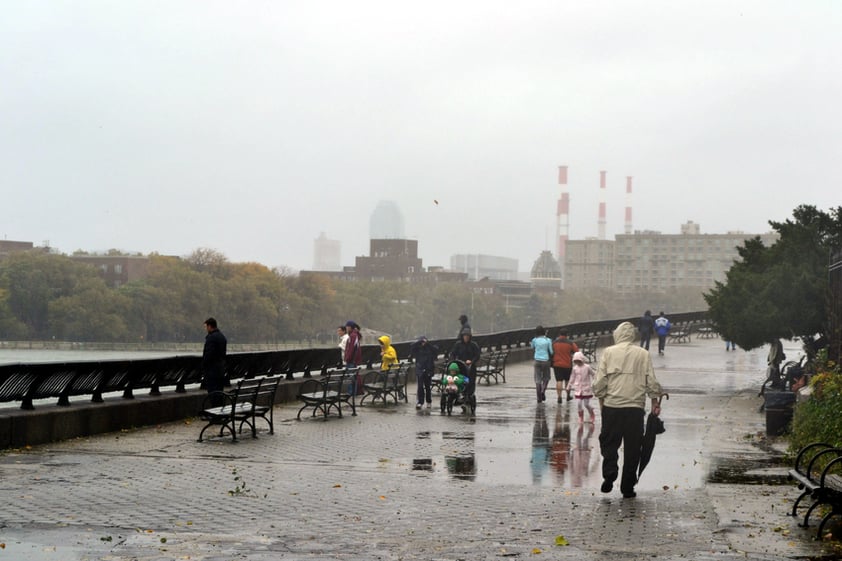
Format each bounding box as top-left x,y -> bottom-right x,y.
569,351 -> 596,423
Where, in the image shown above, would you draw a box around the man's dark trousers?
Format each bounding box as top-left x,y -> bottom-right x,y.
599,406 -> 645,494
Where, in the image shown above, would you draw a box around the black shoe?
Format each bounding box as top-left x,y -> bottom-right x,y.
622,490 -> 636,498
557,397 -> 563,404
600,480 -> 613,493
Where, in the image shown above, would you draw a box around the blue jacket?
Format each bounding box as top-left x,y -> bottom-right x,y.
654,316 -> 671,336
530,336 -> 553,362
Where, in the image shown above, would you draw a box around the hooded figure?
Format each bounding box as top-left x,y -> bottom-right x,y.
411,336 -> 439,408
450,328 -> 481,397
593,322 -> 663,499
378,335 -> 399,371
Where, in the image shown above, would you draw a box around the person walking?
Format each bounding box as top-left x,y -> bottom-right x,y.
551,329 -> 579,403
202,317 -> 227,406
530,326 -> 553,403
410,336 -> 439,409
654,311 -> 671,356
593,321 -> 663,499
569,351 -> 596,424
638,310 -> 655,350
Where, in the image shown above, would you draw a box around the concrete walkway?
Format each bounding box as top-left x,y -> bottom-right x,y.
1,337 -> 840,560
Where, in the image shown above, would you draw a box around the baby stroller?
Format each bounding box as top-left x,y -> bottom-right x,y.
440,360 -> 476,416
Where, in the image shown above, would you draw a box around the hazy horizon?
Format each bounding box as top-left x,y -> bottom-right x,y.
3,1 -> 839,272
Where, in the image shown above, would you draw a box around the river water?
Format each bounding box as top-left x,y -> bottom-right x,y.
0,349 -> 195,366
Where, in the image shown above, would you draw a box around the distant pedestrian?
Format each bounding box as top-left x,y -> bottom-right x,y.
411,336 -> 439,409
378,335 -> 399,371
551,330 -> 579,403
202,317 -> 227,406
593,322 -> 663,499
569,351 -> 596,424
457,314 -> 471,338
767,338 -> 785,388
654,311 -> 671,356
530,325 -> 553,403
725,339 -> 736,351
639,310 -> 655,350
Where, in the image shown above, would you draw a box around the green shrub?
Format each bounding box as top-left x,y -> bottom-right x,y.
790,352 -> 842,454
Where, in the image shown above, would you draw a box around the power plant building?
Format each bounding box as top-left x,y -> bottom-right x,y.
564,222 -> 778,295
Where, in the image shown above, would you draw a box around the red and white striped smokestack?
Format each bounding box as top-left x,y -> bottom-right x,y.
598,170 -> 607,240
556,166 -> 569,265
624,176 -> 633,234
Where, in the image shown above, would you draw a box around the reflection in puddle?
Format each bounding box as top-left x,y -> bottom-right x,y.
531,406 -> 550,484
412,458 -> 433,471
549,406 -> 571,483
446,454 -> 476,480
411,430 -> 476,480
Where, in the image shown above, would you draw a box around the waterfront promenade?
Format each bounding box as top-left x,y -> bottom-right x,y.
1,337 -> 839,560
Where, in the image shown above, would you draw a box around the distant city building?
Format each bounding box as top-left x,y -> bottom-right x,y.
530,250 -> 562,291
564,221 -> 778,295
302,238 -> 468,284
69,255 -> 150,288
564,239 -> 615,290
312,232 -> 341,271
369,200 -> 405,240
450,254 -> 519,281
0,240 -> 35,259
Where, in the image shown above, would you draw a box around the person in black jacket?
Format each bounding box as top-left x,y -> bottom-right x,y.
450,328 -> 481,398
202,317 -> 228,406
638,310 -> 655,350
457,314 -> 471,338
410,336 -> 439,409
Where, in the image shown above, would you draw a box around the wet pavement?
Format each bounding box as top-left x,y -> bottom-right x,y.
1,337 -> 841,560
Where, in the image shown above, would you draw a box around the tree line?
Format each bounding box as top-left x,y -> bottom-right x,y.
0,248 -> 708,345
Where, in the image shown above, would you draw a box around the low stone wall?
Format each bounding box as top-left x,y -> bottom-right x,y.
0,347 -> 536,449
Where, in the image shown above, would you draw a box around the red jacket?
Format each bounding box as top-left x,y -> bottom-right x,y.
344,329 -> 363,365
551,337 -> 579,368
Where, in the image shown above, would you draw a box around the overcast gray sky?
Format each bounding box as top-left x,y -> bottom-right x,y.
2,1 -> 840,272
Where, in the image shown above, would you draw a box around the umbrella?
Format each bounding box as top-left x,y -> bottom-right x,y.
638,393 -> 669,477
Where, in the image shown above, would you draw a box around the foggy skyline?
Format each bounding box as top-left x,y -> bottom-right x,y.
2,1 -> 840,272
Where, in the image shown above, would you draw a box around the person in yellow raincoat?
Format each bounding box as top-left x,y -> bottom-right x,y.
378,335 -> 399,371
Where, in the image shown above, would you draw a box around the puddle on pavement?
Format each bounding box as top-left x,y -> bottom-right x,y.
707,455 -> 790,485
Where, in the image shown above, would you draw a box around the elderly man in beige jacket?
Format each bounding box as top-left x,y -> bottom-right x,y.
593,321 -> 664,498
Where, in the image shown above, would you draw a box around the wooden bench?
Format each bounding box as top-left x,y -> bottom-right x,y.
668,331 -> 691,344
575,336 -> 600,364
359,363 -> 408,406
696,326 -> 717,339
248,375 -> 283,435
788,442 -> 842,538
296,369 -> 357,421
198,376 -> 280,442
475,350 -> 509,385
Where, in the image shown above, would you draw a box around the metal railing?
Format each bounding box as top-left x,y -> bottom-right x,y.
0,311 -> 708,410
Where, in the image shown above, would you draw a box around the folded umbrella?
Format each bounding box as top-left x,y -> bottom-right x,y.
638,393 -> 669,478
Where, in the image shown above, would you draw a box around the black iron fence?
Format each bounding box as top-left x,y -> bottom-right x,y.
0,311 -> 708,410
